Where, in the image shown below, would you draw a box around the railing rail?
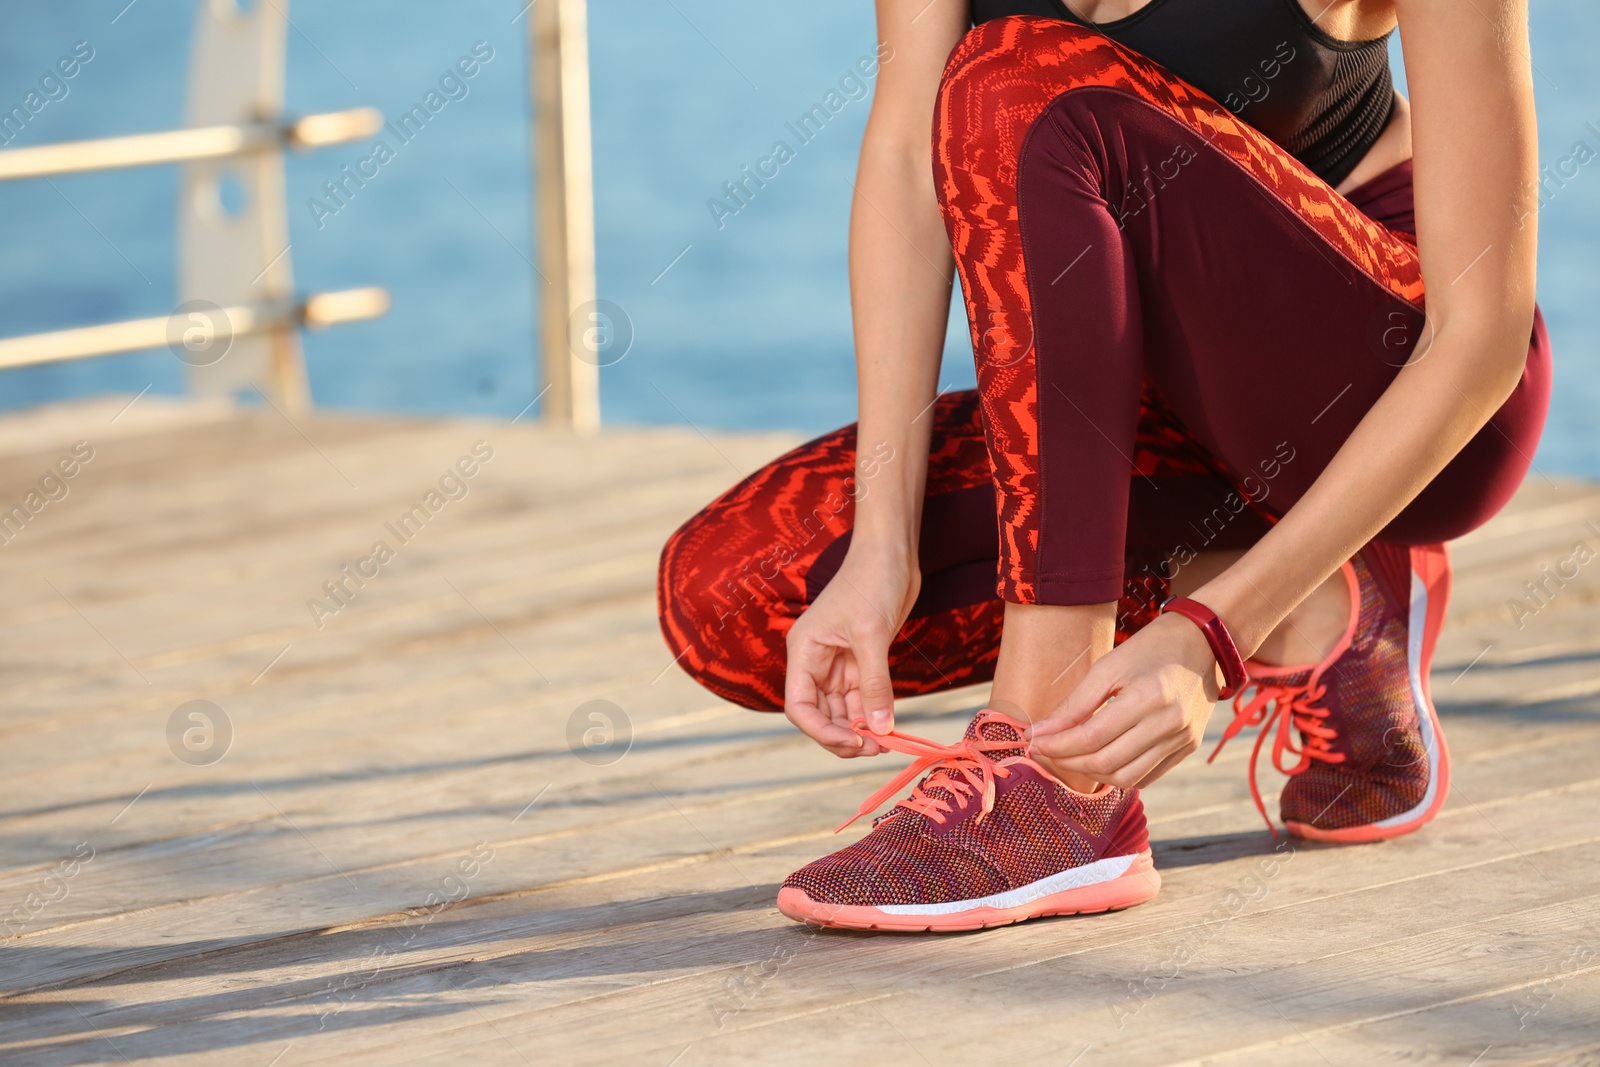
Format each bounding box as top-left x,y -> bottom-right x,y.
0,109 -> 382,182
0,288 -> 390,371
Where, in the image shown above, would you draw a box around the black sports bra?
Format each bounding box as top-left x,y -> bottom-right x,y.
969,0 -> 1397,187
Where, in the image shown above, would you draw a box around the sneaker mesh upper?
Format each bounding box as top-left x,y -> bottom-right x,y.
1273,546 -> 1430,831
783,713 -> 1142,908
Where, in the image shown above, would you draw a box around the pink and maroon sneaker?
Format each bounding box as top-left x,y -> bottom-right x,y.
1210,542 -> 1452,842
777,710 -> 1160,932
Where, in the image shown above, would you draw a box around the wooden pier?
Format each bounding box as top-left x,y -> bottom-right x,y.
2,396 -> 1598,1065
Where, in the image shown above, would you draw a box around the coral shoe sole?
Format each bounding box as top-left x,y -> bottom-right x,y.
1284,545 -> 1453,843
776,850 -> 1160,933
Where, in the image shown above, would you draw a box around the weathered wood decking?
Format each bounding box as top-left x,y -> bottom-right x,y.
2,396 -> 1598,1066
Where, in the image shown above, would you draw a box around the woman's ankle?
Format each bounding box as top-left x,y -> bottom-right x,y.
987,601 -> 1115,794
1250,563 -> 1354,668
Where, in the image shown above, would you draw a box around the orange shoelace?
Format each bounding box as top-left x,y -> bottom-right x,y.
835,715 -> 1050,833
1208,678 -> 1346,835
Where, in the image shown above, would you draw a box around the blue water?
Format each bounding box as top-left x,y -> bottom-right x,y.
1,2 -> 1596,473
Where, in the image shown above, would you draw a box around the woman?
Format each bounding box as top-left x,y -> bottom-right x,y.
659,0 -> 1549,932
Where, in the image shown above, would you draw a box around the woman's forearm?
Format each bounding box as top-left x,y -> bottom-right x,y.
846,131 -> 957,560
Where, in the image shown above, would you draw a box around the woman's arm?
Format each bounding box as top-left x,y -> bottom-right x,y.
1033,0 -> 1539,784
781,0 -> 968,755
1201,0 -> 1539,653
848,0 -> 968,558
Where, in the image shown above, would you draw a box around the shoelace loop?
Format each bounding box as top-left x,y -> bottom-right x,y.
1208,679 -> 1346,836
834,716 -> 1048,834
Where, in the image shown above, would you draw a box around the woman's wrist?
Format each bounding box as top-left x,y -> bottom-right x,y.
844,526 -> 918,570
1160,597 -> 1248,698
1184,569 -> 1288,663
848,469 -> 924,565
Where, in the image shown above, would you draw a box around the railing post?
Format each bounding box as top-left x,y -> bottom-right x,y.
530,0 -> 601,434
178,0 -> 307,413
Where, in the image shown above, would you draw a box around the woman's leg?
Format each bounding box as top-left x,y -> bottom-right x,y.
935,16 -> 1548,618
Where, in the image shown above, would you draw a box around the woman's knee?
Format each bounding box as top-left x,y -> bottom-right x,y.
655,423 -> 863,710
658,511 -> 759,653
656,508 -> 791,711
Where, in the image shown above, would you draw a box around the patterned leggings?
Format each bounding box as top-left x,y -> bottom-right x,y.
657,17 -> 1551,713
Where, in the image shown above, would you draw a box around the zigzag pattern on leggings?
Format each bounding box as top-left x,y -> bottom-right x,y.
934,15 -> 1425,604
657,385 -> 1239,712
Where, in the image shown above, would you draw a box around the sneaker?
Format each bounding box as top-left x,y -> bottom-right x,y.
1209,543 -> 1451,842
776,710 -> 1160,932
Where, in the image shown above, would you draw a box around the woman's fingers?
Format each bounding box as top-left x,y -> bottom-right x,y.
853,629 -> 896,735
787,693 -> 869,757
1047,709 -> 1181,788
1030,684 -> 1142,761
821,728 -> 873,758
1096,741 -> 1178,792
1037,682 -> 1203,787
785,634 -> 892,758
822,689 -> 850,731
831,654 -> 886,753
1030,659 -> 1120,740
786,639 -> 861,757
778,546 -> 919,760
788,704 -> 866,757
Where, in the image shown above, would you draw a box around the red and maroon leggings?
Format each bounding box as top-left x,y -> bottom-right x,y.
657,17 -> 1551,713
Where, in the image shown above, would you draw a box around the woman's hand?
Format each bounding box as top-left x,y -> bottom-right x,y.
784,541 -> 920,758
1027,614 -> 1222,789
786,0 -> 959,756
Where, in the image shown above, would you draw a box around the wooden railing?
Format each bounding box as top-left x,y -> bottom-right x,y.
0,1 -> 390,416
0,0 -> 600,430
